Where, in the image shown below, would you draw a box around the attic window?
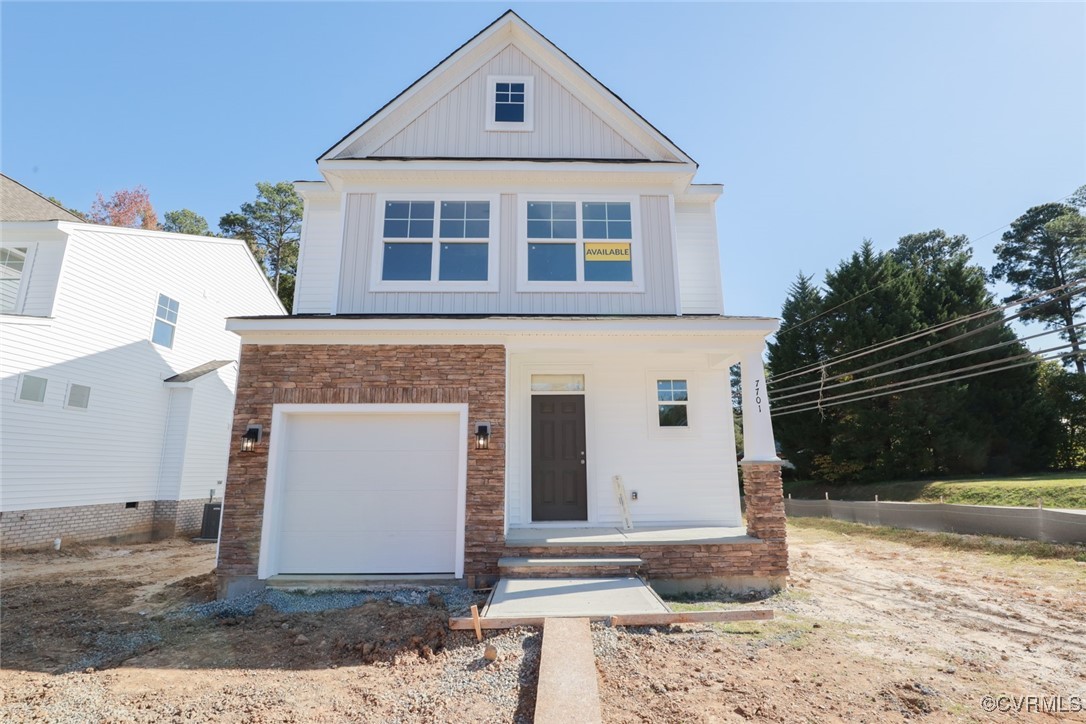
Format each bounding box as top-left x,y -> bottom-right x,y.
486,75 -> 534,132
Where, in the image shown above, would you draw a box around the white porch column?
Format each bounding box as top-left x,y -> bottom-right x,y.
740,347 -> 779,462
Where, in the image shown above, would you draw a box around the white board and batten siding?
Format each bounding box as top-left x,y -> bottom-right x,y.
361,45 -> 655,161
505,351 -> 742,529
674,201 -> 725,315
0,224 -> 282,512
333,193 -> 678,315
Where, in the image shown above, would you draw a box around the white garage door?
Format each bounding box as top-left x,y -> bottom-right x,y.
276,412 -> 461,574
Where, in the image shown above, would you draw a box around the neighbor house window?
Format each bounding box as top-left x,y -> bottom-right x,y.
377,197 -> 497,288
522,199 -> 638,287
656,379 -> 689,427
17,374 -> 47,403
486,76 -> 534,131
152,294 -> 179,348
0,246 -> 29,314
66,383 -> 91,409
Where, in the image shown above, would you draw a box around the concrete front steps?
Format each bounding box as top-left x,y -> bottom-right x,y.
497,555 -> 643,579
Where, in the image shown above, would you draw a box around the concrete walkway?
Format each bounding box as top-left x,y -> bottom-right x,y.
486,577 -> 670,619
534,618 -> 602,724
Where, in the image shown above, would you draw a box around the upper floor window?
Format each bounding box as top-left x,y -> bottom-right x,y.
152,294 -> 179,348
486,75 -> 534,132
519,198 -> 641,290
0,246 -> 30,314
374,196 -> 499,291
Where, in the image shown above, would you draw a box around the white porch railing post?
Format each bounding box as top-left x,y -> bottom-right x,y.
740,348 -> 780,463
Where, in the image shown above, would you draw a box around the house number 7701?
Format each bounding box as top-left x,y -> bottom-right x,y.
754,379 -> 763,413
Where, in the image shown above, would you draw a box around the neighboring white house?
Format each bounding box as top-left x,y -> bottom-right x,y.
0,174 -> 285,548
216,11 -> 788,598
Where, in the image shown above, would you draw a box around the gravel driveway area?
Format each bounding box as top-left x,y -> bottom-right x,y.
2,527 -> 1083,722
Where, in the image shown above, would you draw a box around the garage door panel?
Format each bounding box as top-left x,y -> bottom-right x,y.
278,531 -> 457,574
286,414 -> 460,453
279,489 -> 457,532
284,450 -> 459,491
273,411 -> 462,576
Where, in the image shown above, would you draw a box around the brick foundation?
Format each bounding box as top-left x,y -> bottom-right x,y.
0,497 -> 216,550
217,343 -> 507,589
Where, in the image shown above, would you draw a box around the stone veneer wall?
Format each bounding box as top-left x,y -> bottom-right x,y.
0,497 -> 215,550
216,344 -> 506,590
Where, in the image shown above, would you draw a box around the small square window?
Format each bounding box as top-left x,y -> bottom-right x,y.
656,379 -> 689,427
18,374 -> 47,403
487,76 -> 533,131
66,383 -> 91,409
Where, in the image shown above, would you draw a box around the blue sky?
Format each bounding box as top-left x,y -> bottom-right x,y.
3,2 -> 1083,320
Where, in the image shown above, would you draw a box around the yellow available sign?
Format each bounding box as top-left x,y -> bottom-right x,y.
584,242 -> 631,261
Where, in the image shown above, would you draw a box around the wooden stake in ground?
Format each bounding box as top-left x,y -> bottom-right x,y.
470,604 -> 482,642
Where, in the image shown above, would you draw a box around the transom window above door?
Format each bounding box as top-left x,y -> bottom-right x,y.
375,196 -> 499,290
520,198 -> 640,290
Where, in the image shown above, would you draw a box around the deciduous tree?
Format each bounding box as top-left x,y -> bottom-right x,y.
162,209 -> 210,236
87,186 -> 157,229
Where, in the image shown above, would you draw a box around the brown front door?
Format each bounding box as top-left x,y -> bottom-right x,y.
531,395 -> 588,521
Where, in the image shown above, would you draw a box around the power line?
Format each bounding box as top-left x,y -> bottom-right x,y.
770,321 -> 1086,404
770,346 -> 1074,418
773,189 -> 1082,341
773,280 -> 1086,388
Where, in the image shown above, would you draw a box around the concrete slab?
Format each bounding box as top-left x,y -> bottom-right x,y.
505,525 -> 756,547
534,618 -> 602,724
485,577 -> 670,618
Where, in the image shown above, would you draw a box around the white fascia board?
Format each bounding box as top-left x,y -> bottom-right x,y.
319,159 -> 693,175
0,221 -> 69,242
680,185 -> 724,203
226,315 -> 779,343
294,181 -> 335,201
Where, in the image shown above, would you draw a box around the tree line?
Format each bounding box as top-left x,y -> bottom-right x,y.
767,189 -> 1086,482
58,182 -> 302,311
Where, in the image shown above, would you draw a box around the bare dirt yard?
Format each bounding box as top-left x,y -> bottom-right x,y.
2,524 -> 1084,723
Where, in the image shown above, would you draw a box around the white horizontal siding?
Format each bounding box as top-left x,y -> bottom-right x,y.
506,351 -> 741,528
178,365 -> 235,501
0,226 -> 283,512
674,202 -> 724,314
360,45 -> 648,161
21,238 -> 67,316
336,193 -> 677,315
294,197 -> 343,314
156,387 -> 193,500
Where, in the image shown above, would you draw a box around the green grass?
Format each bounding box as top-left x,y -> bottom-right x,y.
789,516 -> 1086,562
783,472 -> 1086,509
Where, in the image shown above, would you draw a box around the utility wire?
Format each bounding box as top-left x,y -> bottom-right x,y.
770,345 -> 1074,418
769,278 -> 1086,385
770,321 -> 1086,403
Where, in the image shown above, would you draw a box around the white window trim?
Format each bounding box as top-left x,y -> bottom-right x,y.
646,371 -> 696,437
150,293 -> 180,349
516,194 -> 644,293
370,193 -> 501,293
0,242 -> 37,316
485,75 -> 534,132
15,373 -> 48,405
64,382 -> 92,410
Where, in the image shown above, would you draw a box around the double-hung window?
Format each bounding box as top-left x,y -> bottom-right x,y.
0,246 -> 31,314
152,294 -> 179,348
375,196 -> 499,290
520,198 -> 640,290
486,75 -> 534,131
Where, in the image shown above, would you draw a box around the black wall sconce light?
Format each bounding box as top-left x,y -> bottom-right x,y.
475,422 -> 492,450
241,424 -> 262,452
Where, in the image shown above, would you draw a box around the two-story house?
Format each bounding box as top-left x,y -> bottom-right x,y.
216,11 -> 787,598
0,174 -> 285,548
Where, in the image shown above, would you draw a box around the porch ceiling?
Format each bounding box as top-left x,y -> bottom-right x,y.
505,525 -> 756,547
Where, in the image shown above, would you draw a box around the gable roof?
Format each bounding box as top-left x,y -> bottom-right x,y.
319,10 -> 695,166
0,174 -> 84,223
